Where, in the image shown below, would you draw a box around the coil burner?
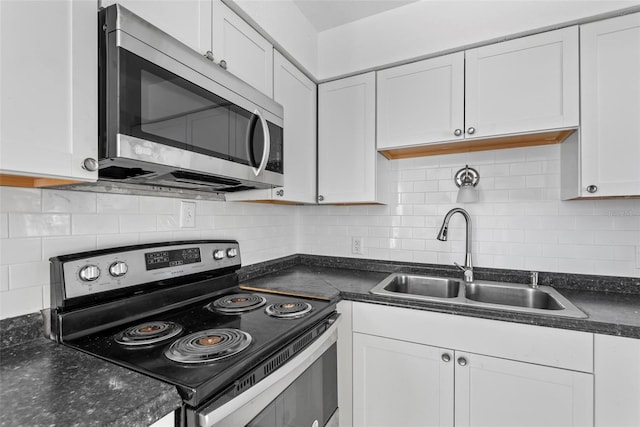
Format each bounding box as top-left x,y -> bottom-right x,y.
164,328 -> 252,364
114,321 -> 183,346
265,302 -> 313,319
207,293 -> 267,314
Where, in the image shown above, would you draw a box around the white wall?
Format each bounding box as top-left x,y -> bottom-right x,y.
317,1 -> 640,80
0,189 -> 298,318
299,145 -> 640,277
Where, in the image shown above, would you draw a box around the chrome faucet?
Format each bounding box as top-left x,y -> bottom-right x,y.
437,208 -> 474,282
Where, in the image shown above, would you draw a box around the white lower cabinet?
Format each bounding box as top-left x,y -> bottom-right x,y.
353,333 -> 454,427
594,334 -> 640,427
455,352 -> 593,427
352,302 -> 594,427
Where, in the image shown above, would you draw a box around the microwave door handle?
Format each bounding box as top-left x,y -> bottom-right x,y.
253,108 -> 270,176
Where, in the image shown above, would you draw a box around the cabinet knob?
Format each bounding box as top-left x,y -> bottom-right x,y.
457,357 -> 468,366
586,185 -> 598,194
311,420 -> 319,427
317,195 -> 324,202
204,51 -> 214,61
276,189 -> 284,197
219,59 -> 228,70
454,129 -> 463,137
441,353 -> 451,362
467,127 -> 476,135
82,158 -> 99,172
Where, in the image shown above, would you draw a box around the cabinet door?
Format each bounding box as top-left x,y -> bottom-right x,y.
0,0 -> 97,183
579,13 -> 640,197
100,0 -> 212,55
271,52 -> 317,203
455,352 -> 593,427
465,27 -> 579,139
353,333 -> 454,427
594,334 -> 640,427
213,1 -> 273,97
318,73 -> 377,204
377,52 -> 465,149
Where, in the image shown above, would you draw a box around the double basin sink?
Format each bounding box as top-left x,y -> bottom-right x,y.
370,273 -> 587,318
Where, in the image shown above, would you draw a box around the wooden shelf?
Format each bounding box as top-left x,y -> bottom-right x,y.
378,129 -> 576,160
0,174 -> 81,188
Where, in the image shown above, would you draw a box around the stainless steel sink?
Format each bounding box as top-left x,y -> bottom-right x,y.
370,273 -> 587,318
465,282 -> 564,310
371,274 -> 460,301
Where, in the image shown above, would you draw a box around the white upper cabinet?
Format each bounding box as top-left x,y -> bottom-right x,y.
465,26 -> 579,139
213,1 -> 274,97
377,27 -> 579,153
227,52 -> 317,204
377,52 -> 465,149
100,0 -> 212,56
319,72 -> 387,204
0,0 -> 97,185
577,12 -> 640,198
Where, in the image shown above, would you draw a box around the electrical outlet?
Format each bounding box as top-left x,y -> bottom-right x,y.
352,237 -> 364,255
180,201 -> 196,228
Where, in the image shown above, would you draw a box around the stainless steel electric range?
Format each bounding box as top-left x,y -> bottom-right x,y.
47,240 -> 339,427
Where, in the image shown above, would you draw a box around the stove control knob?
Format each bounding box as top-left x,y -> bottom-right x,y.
213,249 -> 226,260
109,261 -> 128,278
226,248 -> 238,258
79,265 -> 101,282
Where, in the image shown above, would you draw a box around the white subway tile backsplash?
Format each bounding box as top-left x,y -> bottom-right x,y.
42,236 -> 97,259
0,286 -> 43,319
0,213 -> 7,239
119,214 -> 157,233
97,193 -> 140,214
9,261 -> 49,289
72,214 -> 119,235
42,190 -> 96,213
1,145 -> 639,319
0,266 -> 9,291
0,187 -> 41,212
9,213 -> 70,237
0,238 -> 41,265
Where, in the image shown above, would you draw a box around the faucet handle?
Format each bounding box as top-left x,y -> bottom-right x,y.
454,262 -> 465,272
530,271 -> 539,288
454,262 -> 474,282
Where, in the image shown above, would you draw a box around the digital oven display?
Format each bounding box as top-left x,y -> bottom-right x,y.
145,248 -> 201,270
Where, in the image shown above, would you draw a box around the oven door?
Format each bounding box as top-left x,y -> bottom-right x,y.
194,315 -> 340,427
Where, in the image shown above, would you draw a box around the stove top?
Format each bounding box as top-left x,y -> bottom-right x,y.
47,241 -> 337,409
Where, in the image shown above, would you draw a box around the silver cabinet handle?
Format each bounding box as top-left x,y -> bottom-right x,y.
317,195 -> 324,202
82,158 -> 99,172
219,59 -> 227,70
586,185 -> 598,193
467,127 -> 476,135
441,353 -> 451,362
454,129 -> 462,136
457,357 -> 468,366
204,51 -> 214,61
276,189 -> 284,197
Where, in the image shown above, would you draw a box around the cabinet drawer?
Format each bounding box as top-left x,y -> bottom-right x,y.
353,302 -> 593,372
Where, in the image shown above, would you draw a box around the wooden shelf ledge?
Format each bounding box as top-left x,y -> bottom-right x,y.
378,129 -> 576,160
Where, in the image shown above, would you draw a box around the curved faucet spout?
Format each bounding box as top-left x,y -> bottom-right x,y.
437,208 -> 473,282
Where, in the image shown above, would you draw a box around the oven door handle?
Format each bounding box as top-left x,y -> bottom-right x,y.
197,313 -> 341,427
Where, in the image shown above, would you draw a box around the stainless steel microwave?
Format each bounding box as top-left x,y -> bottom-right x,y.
98,5 -> 284,194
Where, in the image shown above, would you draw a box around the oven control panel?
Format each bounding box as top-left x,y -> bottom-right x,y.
61,242 -> 240,299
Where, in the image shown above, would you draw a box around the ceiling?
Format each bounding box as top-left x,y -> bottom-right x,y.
293,0 -> 418,32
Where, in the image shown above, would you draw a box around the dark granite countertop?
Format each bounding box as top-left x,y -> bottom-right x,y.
239,259 -> 640,339
0,315 -> 181,427
2,255 -> 638,427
